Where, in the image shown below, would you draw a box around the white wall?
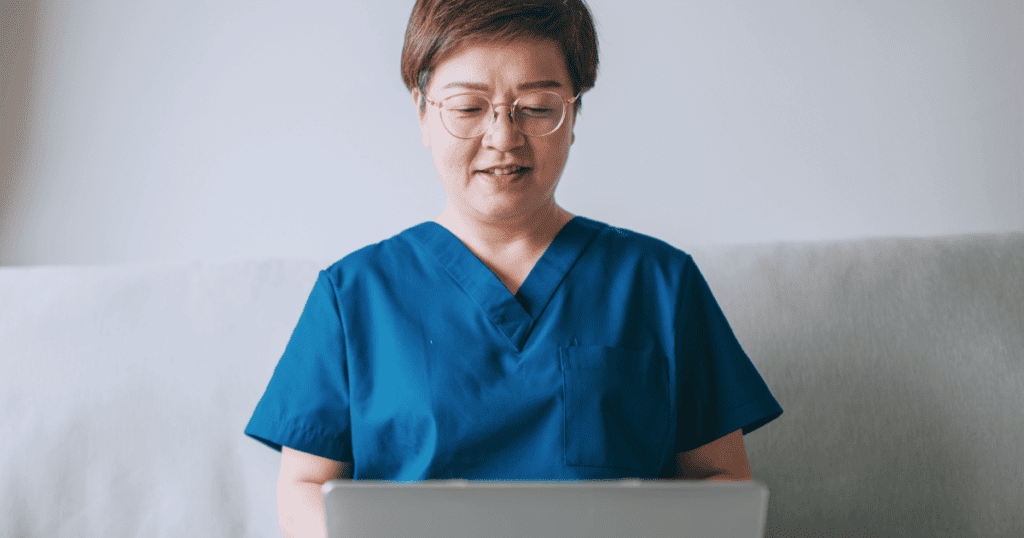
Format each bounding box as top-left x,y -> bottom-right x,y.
2,0 -> 1022,266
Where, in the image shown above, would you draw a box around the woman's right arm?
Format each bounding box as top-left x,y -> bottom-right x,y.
277,446 -> 353,538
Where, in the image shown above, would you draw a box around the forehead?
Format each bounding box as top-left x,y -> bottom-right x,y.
428,38 -> 570,94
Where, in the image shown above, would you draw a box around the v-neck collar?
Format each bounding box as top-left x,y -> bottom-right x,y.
406,216 -> 605,351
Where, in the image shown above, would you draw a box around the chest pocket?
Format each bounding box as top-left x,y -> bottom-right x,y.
560,345 -> 671,476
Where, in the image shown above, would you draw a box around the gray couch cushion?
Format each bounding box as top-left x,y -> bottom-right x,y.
689,232 -> 1024,537
0,259 -> 330,537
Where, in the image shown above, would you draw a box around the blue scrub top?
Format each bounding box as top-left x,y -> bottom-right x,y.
245,216 -> 782,480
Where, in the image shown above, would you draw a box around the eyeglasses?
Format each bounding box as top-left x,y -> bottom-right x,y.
424,91 -> 581,139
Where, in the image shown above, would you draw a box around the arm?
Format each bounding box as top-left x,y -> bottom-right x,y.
277,447 -> 353,538
673,429 -> 752,481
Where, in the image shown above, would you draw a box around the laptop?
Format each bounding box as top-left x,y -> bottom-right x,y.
322,479 -> 769,538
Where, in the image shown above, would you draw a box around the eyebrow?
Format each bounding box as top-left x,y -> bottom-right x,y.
440,80 -> 564,91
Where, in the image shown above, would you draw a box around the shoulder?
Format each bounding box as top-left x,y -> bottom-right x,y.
319,222 -> 436,288
577,216 -> 696,272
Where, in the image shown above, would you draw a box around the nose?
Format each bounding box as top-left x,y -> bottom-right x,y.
482,104 -> 524,150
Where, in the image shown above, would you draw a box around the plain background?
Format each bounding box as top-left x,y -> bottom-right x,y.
2,0 -> 1022,267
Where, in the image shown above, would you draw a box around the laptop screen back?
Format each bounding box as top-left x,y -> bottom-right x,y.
323,479 -> 768,538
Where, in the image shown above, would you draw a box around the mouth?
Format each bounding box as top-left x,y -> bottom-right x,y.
476,166 -> 531,178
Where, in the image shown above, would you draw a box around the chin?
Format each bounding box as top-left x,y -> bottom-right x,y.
465,202 -> 529,220
473,207 -> 524,220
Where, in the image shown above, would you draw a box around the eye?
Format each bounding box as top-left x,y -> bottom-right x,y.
444,95 -> 489,116
520,107 -> 555,117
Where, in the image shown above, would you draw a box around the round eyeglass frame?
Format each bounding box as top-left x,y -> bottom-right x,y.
424,90 -> 582,139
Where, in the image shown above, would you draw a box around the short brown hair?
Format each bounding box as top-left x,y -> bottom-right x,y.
401,0 -> 599,114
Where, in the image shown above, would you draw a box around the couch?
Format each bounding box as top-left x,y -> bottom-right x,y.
1,231 -> 1021,537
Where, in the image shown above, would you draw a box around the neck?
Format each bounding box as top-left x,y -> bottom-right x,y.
434,201 -> 574,255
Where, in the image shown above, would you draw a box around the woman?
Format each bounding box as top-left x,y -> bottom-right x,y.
245,0 -> 783,536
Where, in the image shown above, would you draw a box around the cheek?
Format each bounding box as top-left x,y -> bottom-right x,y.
538,137 -> 571,170
436,139 -> 476,175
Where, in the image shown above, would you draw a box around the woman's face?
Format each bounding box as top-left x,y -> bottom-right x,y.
415,37 -> 576,223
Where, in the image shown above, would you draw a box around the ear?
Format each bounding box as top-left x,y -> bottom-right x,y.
412,89 -> 430,149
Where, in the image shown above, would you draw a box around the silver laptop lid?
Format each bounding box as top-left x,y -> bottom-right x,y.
323,479 -> 769,538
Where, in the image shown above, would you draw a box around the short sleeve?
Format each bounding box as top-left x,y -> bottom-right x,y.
244,270 -> 353,461
674,256 -> 783,453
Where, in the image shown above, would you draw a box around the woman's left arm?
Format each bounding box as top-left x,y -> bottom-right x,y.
673,429 -> 752,481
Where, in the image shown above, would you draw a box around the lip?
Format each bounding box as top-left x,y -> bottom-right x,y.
475,165 -> 532,175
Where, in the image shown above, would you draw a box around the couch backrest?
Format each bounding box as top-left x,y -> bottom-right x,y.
0,259 -> 331,537
1,232 -> 1022,537
689,232 -> 1024,537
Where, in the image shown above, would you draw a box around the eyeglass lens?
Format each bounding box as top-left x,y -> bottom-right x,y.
440,92 -> 566,138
